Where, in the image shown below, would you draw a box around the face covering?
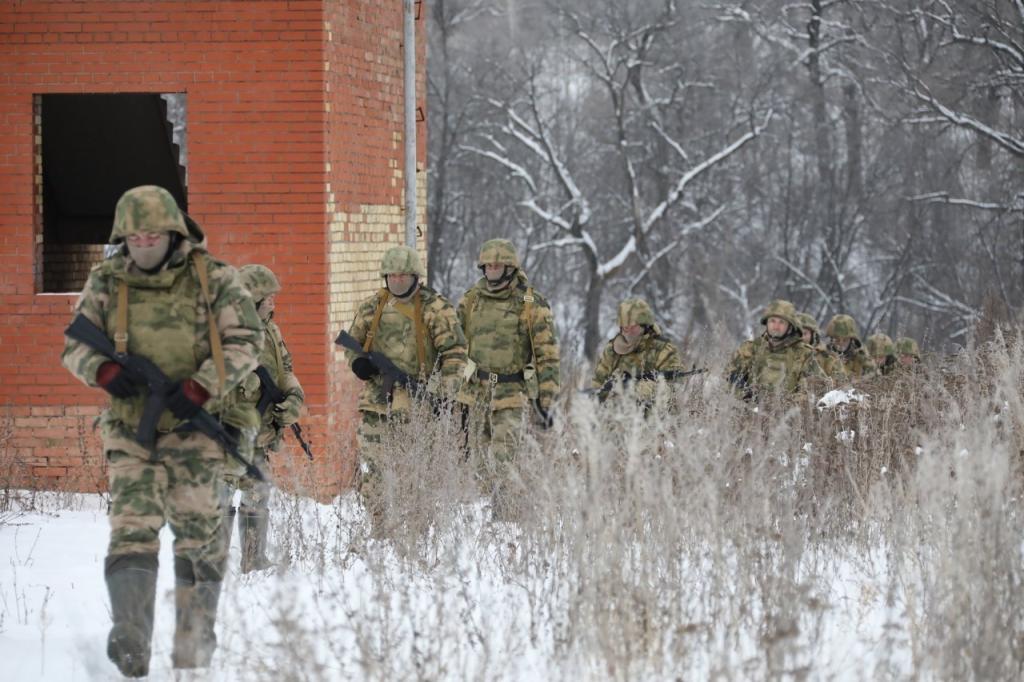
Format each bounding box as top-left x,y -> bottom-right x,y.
257,298 -> 275,320
386,275 -> 418,299
126,233 -> 172,273
483,265 -> 516,291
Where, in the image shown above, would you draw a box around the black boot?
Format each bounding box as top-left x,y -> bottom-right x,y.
105,553 -> 158,678
171,556 -> 223,669
238,506 -> 271,573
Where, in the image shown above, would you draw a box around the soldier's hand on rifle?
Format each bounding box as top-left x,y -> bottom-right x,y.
95,361 -> 144,399
272,394 -> 302,426
351,357 -> 379,381
534,399 -> 555,430
166,379 -> 210,420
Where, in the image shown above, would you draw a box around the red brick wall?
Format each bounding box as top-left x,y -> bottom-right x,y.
0,1 -> 425,497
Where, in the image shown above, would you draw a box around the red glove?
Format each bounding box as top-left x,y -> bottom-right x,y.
96,362 -> 141,399
166,379 -> 210,420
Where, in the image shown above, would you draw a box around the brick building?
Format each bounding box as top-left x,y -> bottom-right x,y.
0,1 -> 427,497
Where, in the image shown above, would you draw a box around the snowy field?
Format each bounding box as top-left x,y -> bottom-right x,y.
3,361 -> 1024,681
0,488 -> 912,681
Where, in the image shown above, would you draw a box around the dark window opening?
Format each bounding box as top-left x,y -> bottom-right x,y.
37,93 -> 187,293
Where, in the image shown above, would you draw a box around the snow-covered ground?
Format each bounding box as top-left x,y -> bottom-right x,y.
0,488 -> 915,681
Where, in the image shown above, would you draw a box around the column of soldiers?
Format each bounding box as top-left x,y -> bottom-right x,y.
62,186 -> 923,677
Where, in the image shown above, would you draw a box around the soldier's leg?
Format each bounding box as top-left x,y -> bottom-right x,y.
162,432 -> 227,669
217,473 -> 238,574
356,411 -> 390,537
104,429 -> 168,678
237,447 -> 272,572
486,406 -> 525,520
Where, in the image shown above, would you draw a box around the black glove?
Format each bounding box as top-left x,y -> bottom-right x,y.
351,357 -> 380,381
533,401 -> 554,431
166,380 -> 206,420
96,362 -> 143,399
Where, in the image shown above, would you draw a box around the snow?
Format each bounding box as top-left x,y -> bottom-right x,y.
817,388 -> 868,410
1,490 -> 914,681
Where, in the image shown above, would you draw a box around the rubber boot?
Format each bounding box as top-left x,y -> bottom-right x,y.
105,553 -> 158,678
171,556 -> 223,669
238,507 -> 271,573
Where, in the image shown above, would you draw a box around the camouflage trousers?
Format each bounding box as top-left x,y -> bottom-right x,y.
465,405 -> 527,520
103,420 -> 227,576
220,447 -> 272,512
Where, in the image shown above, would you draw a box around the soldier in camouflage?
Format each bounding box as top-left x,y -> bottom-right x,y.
343,246 -> 467,536
895,336 -> 922,368
725,299 -> 825,400
457,239 -> 560,516
220,264 -> 304,573
61,186 -> 263,676
825,314 -> 878,379
866,332 -> 897,376
591,298 -> 687,407
795,311 -> 848,382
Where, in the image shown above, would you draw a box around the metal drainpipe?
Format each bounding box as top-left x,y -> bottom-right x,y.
403,0 -> 417,248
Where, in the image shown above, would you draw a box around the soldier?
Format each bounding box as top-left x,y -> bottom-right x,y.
220,264 -> 304,573
795,311 -> 848,382
343,246 -> 466,535
725,299 -> 825,400
457,239 -> 560,514
825,314 -> 878,379
61,186 -> 263,676
895,336 -> 922,368
591,298 -> 689,407
866,332 -> 898,376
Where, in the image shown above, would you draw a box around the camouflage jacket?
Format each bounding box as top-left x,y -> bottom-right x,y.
345,285 -> 467,415
725,332 -> 825,398
236,319 -> 304,450
62,239 -> 263,433
813,343 -> 849,382
832,341 -> 878,379
457,273 -> 560,411
591,329 -> 686,399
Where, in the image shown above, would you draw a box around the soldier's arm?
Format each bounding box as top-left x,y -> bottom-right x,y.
344,296 -> 376,367
590,343 -> 616,390
529,295 -> 560,408
61,268 -> 111,387
426,296 -> 468,393
192,261 -> 264,400
724,341 -> 754,384
656,339 -> 687,374
269,322 -> 304,426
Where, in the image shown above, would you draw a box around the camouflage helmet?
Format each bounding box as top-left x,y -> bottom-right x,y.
477,239 -> 520,268
380,245 -> 426,278
239,264 -> 281,301
759,299 -> 801,331
866,333 -> 896,358
794,312 -> 820,335
109,185 -> 188,244
617,298 -> 656,327
896,336 -> 921,359
825,314 -> 860,340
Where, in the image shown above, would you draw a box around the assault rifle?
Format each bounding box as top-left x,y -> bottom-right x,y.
589,366 -> 708,398
334,330 -> 425,396
65,314 -> 265,481
253,366 -> 314,461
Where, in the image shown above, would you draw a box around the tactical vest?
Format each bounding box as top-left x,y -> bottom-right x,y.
237,320 -> 288,433
364,288 -> 437,378
461,283 -> 536,375
751,336 -> 814,393
103,251 -> 221,432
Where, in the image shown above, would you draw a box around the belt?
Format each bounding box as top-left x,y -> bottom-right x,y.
476,368 -> 525,384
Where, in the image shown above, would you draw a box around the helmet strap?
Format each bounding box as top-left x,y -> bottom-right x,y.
482,265 -> 517,291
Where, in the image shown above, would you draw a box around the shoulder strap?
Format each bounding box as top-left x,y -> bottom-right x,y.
414,293 -> 427,375
191,252 -> 227,391
364,289 -> 390,352
115,281 -> 129,353
268,323 -> 285,383
520,286 -> 537,365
